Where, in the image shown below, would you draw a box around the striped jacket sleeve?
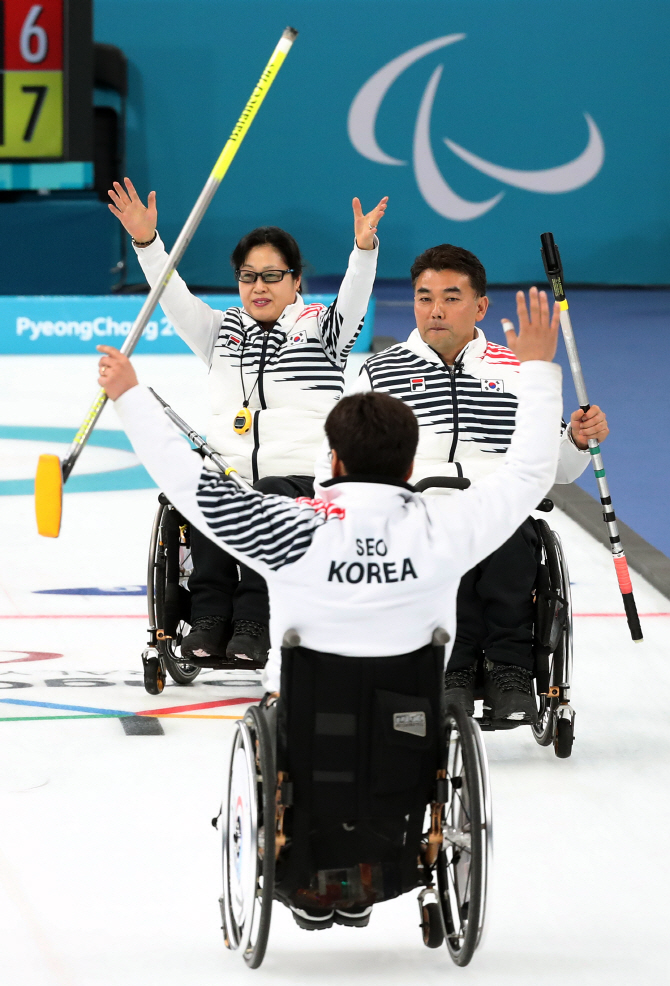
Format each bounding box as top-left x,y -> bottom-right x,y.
318,239 -> 378,366
114,386 -> 338,579
195,470 -> 337,572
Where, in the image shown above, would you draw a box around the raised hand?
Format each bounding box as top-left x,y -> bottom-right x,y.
97,345 -> 139,401
501,287 -> 560,363
353,195 -> 388,250
108,177 -> 157,244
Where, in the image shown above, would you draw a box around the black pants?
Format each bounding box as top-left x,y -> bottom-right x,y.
448,518 -> 539,673
188,475 -> 315,625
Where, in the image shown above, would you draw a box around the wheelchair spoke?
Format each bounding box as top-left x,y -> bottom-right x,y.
444,859 -> 466,939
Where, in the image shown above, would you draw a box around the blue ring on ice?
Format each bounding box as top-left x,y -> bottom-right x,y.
0,425 -> 157,495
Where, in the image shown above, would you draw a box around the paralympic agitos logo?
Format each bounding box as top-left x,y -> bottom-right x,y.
347,34 -> 605,221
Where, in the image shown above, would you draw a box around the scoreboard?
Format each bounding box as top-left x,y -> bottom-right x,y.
0,0 -> 92,165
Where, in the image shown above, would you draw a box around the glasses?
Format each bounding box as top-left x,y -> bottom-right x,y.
235,268 -> 295,284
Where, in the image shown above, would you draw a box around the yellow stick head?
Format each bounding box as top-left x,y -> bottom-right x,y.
35,454 -> 63,538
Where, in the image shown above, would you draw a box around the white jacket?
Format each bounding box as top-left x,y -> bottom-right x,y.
115,361 -> 563,692
134,234 -> 378,481
317,326 -> 588,487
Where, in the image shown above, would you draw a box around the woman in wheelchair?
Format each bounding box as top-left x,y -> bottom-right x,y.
100,284 -> 562,955
108,176 -> 387,667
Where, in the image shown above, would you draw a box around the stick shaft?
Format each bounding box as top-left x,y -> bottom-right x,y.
61,27 -> 298,482
540,232 -> 643,641
149,389 -> 254,492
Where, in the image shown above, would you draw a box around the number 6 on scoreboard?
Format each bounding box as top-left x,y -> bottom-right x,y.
0,0 -> 64,157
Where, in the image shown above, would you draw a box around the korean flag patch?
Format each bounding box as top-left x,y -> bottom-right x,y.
410,377 -> 426,393
481,379 -> 504,393
288,328 -> 308,346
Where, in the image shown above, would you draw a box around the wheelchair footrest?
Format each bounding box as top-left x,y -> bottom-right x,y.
475,716 -> 525,731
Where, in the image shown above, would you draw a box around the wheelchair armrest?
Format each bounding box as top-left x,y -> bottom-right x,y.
414,476 -> 472,492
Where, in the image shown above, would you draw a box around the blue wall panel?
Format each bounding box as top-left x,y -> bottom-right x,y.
94,0 -> 670,286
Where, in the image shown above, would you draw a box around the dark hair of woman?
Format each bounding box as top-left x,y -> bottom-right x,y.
230,226 -> 304,283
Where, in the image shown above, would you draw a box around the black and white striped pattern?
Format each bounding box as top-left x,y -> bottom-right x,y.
195,468 -> 328,571
320,301 -> 364,366
364,346 -> 518,452
212,305 -> 350,396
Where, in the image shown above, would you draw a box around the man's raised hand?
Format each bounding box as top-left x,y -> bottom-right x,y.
108,177 -> 157,244
353,195 -> 388,250
97,346 -> 139,401
501,287 -> 560,363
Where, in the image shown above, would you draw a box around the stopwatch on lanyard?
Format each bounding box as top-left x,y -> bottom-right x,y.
234,331 -> 261,434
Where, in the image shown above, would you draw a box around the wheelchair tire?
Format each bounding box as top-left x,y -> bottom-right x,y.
421,902 -> 445,948
437,702 -> 491,967
148,500 -> 201,687
554,717 -> 574,759
221,705 -> 276,969
532,522 -> 572,749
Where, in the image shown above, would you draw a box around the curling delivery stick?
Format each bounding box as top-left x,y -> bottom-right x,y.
35,26 -> 298,537
540,231 -> 643,642
148,389 -> 254,492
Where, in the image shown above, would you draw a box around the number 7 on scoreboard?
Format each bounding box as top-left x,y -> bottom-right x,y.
0,1 -> 64,158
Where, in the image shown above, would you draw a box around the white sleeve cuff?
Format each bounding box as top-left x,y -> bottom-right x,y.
132,231 -> 166,263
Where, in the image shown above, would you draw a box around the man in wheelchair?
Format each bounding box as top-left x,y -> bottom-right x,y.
335,245 -> 610,723
99,287 -> 561,940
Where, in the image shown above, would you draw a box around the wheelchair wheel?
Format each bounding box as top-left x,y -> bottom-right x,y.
532,523 -> 573,752
436,702 -> 492,966
148,498 -> 201,687
143,656 -> 165,695
221,705 -> 275,969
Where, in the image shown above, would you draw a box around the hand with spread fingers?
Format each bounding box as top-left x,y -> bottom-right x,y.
569,404 -> 609,449
108,177 -> 157,244
353,195 -> 388,250
97,346 -> 139,401
501,287 -> 561,363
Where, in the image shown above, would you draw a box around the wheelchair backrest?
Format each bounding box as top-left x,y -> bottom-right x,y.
278,642 -> 446,823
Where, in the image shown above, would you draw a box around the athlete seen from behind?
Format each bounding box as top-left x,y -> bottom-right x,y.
99,288 -> 560,928
98,285 -> 562,703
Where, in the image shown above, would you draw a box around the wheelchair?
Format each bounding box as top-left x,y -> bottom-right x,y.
414,478 -> 574,760
141,492 -> 264,695
142,493 -> 201,695
219,629 -> 492,969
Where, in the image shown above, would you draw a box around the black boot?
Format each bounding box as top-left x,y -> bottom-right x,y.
444,666 -> 475,716
483,660 -> 538,723
181,616 -> 229,661
225,620 -> 270,667
290,905 -> 335,930
334,905 -> 372,927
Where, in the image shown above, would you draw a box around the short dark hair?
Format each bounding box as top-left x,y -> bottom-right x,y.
231,226 -> 304,282
410,244 -> 487,297
325,392 -> 419,479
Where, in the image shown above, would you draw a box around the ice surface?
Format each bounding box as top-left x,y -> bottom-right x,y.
1,355 -> 669,984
